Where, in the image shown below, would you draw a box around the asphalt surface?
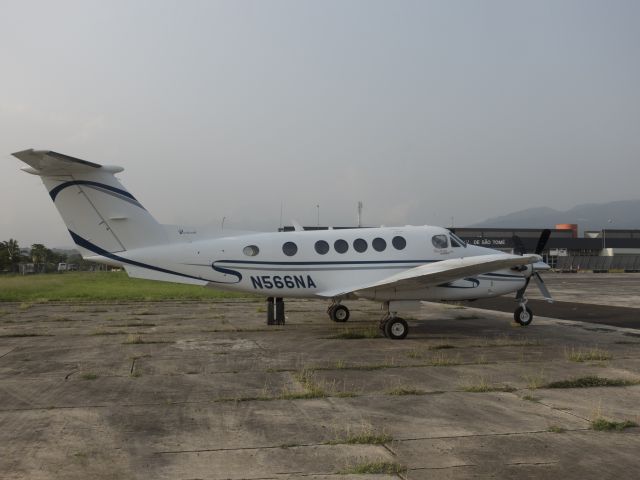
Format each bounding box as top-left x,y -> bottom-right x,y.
473,297 -> 640,329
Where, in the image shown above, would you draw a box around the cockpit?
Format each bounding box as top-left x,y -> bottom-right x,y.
449,232 -> 466,248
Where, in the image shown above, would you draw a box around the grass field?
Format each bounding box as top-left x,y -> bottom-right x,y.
0,271 -> 254,302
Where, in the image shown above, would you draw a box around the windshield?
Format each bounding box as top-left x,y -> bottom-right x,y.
449,232 -> 466,247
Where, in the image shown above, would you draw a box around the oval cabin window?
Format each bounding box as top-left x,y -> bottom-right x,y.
243,245 -> 259,256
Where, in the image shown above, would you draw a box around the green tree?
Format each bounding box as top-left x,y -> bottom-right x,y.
1,239 -> 21,273
30,243 -> 52,272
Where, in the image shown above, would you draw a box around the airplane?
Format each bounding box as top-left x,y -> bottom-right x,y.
11,149 -> 553,340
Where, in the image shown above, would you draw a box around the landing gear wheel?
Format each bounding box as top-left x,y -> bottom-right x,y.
384,317 -> 409,340
330,305 -> 350,322
514,306 -> 533,326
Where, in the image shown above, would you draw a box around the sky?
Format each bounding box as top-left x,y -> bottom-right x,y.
1,0 -> 639,247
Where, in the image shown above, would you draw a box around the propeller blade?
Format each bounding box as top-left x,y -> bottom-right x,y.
533,272 -> 553,303
535,229 -> 551,255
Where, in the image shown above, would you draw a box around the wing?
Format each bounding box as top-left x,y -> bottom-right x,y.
317,253 -> 540,298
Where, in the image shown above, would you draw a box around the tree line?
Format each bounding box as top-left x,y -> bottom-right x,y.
0,238 -> 91,273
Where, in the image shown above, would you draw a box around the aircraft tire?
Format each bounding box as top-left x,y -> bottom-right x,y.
514,306 -> 533,326
330,305 -> 350,322
385,318 -> 408,340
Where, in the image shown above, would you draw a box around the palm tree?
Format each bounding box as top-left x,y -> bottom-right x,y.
1,239 -> 21,273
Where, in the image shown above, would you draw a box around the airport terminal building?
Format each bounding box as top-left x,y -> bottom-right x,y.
452,226 -> 640,272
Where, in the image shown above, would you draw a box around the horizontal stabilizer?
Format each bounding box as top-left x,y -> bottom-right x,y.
12,149 -> 123,175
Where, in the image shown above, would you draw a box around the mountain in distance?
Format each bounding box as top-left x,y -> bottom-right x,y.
469,200 -> 640,233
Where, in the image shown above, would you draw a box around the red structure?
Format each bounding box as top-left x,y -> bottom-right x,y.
555,224 -> 578,238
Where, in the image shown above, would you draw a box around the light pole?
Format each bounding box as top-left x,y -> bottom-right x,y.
221,216 -> 226,232
603,218 -> 613,252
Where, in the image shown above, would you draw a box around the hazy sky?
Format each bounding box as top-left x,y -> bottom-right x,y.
2,0 -> 639,247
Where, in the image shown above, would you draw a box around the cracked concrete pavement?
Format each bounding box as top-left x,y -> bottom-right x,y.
1,274 -> 639,479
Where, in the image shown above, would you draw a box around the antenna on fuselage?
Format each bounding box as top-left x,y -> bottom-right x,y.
357,201 -> 363,228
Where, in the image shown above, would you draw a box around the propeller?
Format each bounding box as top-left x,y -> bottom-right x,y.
512,229 -> 553,303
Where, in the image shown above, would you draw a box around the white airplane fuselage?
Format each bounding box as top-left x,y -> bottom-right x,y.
102,225 -> 528,302
13,149 -> 553,339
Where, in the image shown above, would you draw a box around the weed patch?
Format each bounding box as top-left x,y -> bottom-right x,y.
386,386 -> 426,396
328,327 -> 379,339
591,418 -> 638,431
544,376 -> 638,389
340,461 -> 406,475
330,426 -> 392,445
461,377 -> 516,393
548,425 -> 566,433
565,347 -> 612,362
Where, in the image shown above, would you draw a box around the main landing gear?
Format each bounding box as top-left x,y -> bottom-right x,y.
327,301 -> 409,339
379,302 -> 409,340
327,303 -> 350,322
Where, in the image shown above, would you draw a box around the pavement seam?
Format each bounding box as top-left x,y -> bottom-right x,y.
0,347 -> 15,359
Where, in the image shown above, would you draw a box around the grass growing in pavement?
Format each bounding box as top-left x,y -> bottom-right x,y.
327,327 -> 380,339
544,376 -> 638,389
329,425 -> 392,445
386,386 -> 427,396
591,419 -> 638,431
548,425 -> 566,433
80,373 -> 98,380
461,377 -> 516,393
565,347 -> 612,362
122,334 -> 172,345
0,271 -> 253,302
340,461 -> 407,475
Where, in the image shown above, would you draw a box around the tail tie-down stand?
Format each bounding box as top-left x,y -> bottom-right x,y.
266,297 -> 285,325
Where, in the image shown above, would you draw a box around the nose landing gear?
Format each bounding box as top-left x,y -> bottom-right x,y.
514,297 -> 533,326
514,304 -> 533,326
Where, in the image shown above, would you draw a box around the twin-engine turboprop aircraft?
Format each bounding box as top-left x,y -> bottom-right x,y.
12,149 -> 553,339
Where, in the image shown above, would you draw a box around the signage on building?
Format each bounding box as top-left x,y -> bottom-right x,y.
467,238 -> 510,248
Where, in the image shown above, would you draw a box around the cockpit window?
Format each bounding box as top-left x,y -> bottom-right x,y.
432,234 -> 448,249
449,232 -> 467,247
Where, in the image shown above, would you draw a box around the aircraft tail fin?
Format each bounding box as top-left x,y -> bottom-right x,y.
12,149 -> 169,255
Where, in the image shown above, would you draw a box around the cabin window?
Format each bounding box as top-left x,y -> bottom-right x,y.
392,236 -> 406,250
282,241 -> 298,256
334,239 -> 349,254
353,238 -> 368,253
432,234 -> 448,249
372,237 -> 387,252
315,240 -> 329,255
243,245 -> 259,256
